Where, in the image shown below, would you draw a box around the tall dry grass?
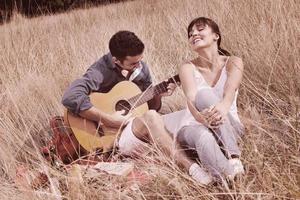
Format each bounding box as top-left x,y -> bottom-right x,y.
0,0 -> 299,199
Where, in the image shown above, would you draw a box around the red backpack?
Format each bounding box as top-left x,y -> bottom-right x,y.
41,116 -> 87,165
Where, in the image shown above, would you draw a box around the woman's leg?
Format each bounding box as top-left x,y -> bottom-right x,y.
131,110 -> 193,170
128,110 -> 212,184
195,88 -> 241,158
177,125 -> 233,178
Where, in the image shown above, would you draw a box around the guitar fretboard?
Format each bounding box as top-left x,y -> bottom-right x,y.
127,75 -> 180,109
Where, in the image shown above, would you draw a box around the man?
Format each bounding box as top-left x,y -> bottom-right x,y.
62,30 -> 212,185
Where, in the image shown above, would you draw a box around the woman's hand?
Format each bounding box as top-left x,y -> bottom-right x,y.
187,100 -> 211,127
205,101 -> 230,128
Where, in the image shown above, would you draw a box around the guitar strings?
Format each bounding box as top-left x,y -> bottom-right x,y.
128,82 -> 168,109
118,77 -> 177,112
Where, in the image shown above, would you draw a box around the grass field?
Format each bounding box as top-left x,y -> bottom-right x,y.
0,0 -> 299,199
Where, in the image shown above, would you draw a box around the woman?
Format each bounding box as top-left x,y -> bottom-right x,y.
164,17 -> 245,183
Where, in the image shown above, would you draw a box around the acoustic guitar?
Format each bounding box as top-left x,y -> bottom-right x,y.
64,75 -> 180,153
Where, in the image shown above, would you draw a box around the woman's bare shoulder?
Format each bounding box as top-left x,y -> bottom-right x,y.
179,61 -> 194,74
227,56 -> 244,70
179,60 -> 195,71
228,56 -> 243,64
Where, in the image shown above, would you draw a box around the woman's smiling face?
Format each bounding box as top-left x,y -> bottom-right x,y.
188,23 -> 219,51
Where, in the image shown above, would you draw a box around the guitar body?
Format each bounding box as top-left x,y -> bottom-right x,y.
90,81 -> 148,116
64,81 -> 149,153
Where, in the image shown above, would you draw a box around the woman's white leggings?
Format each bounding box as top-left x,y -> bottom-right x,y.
177,88 -> 244,178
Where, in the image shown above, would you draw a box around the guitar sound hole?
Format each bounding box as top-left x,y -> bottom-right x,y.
115,100 -> 132,115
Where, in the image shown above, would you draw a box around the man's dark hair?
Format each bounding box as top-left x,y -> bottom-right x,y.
109,31 -> 145,62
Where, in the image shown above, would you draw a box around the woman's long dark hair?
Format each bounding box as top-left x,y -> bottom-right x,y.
187,17 -> 231,56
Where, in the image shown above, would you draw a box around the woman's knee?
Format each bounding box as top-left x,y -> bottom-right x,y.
132,110 -> 164,139
195,88 -> 219,111
141,110 -> 164,127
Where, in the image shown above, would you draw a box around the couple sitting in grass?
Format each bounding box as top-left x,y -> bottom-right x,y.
62,17 -> 245,185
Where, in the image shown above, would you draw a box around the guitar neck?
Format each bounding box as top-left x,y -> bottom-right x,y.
128,74 -> 180,108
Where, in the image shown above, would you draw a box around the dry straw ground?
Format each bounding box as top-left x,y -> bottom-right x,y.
0,0 -> 299,199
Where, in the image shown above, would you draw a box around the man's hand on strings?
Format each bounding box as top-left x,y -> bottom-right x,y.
160,82 -> 177,97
